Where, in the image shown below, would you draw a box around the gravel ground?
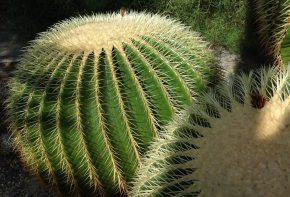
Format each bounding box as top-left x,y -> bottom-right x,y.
0,150 -> 56,197
213,46 -> 240,76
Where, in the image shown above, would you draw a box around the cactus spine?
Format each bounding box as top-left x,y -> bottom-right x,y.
6,12 -> 218,196
131,66 -> 290,196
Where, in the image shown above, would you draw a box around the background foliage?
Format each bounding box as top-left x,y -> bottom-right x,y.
0,0 -> 245,52
132,0 -> 245,52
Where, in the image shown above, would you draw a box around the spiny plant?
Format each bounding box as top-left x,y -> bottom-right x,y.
130,66 -> 290,196
6,12 -> 219,196
252,0 -> 290,65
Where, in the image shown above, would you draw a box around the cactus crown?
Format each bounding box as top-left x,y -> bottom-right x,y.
131,66 -> 290,197
6,12 -> 218,196
48,13 -> 186,52
35,12 -> 204,54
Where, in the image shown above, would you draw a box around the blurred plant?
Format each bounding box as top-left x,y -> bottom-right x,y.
255,0 -> 290,66
75,0 -> 132,12
243,0 -> 290,66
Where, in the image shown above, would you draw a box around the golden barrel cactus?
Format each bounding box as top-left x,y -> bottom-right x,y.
6,12 -> 219,196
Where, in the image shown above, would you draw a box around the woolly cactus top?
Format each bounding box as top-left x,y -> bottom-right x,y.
131,67 -> 290,197
36,12 -> 200,53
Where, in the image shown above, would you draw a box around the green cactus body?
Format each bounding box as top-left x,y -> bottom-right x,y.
131,67 -> 290,196
6,12 -> 218,196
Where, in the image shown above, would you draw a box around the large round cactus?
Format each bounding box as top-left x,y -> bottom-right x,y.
131,66 -> 290,196
6,12 -> 219,196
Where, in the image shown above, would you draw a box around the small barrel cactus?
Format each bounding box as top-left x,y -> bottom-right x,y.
6,12 -> 219,196
131,66 -> 290,196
